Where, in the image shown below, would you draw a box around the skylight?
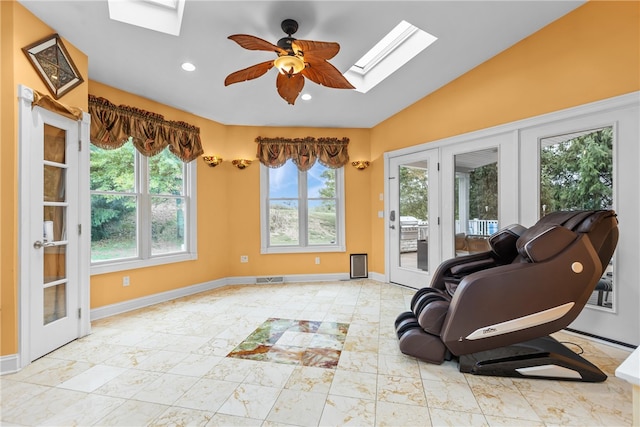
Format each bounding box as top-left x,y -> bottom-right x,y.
345,20 -> 437,94
108,0 -> 185,36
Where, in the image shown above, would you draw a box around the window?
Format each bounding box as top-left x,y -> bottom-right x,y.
260,161 -> 345,253
90,140 -> 196,273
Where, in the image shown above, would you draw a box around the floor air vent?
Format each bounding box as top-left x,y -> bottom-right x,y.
256,276 -> 284,284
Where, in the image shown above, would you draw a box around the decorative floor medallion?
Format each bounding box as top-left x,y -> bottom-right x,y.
227,318 -> 350,368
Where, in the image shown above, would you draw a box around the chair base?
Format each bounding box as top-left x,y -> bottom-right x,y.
458,335 -> 607,382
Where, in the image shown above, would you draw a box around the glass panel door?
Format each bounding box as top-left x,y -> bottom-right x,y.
28,111 -> 80,361
388,150 -> 439,288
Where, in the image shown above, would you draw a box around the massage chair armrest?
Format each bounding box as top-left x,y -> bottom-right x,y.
440,234 -> 602,356
430,251 -> 497,291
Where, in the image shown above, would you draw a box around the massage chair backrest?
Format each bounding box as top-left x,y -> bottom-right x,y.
515,210 -> 618,269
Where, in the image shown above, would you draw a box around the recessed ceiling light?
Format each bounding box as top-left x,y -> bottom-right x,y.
345,20 -> 437,93
181,62 -> 196,71
301,93 -> 312,101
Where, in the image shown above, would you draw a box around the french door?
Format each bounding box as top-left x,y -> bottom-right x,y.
18,86 -> 90,365
520,104 -> 640,345
387,150 -> 439,288
440,132 -> 518,260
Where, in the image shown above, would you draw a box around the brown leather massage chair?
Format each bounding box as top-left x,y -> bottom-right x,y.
395,210 -> 618,382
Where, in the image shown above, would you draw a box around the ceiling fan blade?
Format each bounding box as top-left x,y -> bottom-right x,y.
228,34 -> 287,55
224,60 -> 274,86
276,72 -> 305,105
301,59 -> 355,89
292,40 -> 340,60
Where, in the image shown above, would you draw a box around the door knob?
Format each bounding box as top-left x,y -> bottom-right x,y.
33,240 -> 55,249
390,225 -> 396,229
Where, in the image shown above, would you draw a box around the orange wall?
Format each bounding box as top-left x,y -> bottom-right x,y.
88,82 -> 371,307
368,0 -> 640,272
1,0 -> 89,355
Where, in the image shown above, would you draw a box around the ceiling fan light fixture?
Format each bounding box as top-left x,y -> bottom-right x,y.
274,54 -> 305,75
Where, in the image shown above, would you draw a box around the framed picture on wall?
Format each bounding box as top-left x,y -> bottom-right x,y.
22,33 -> 84,99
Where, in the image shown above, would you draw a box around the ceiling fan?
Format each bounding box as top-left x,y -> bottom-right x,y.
224,19 -> 355,105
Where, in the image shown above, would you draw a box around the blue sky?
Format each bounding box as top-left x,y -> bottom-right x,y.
269,162 -> 329,199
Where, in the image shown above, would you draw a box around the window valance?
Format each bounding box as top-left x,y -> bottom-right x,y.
256,136 -> 350,171
88,95 -> 204,162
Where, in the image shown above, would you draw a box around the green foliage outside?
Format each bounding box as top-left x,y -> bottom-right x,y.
468,163 -> 498,220
399,166 -> 428,221
540,127 -> 613,215
90,142 -> 185,260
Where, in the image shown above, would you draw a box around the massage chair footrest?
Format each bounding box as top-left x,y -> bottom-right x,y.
458,335 -> 607,383
397,325 -> 450,364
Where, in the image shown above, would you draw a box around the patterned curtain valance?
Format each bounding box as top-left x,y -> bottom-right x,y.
88,94 -> 204,162
256,136 -> 350,171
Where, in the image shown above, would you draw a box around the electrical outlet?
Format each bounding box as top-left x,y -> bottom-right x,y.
123,276 -> 130,287
240,255 -> 249,263
315,257 -> 320,265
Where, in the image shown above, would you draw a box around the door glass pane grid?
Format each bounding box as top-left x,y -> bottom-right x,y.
454,148 -> 498,257
539,126 -> 614,310
398,163 -> 429,271
43,124 -> 69,326
44,124 -> 66,164
43,283 -> 67,325
43,164 -> 67,202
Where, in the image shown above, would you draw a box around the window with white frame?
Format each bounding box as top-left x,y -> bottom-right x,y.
260,161 -> 345,253
90,140 -> 196,273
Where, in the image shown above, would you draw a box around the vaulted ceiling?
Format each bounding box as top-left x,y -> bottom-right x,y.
19,1 -> 585,128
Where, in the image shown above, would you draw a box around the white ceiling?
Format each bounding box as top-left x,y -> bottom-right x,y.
18,0 -> 585,129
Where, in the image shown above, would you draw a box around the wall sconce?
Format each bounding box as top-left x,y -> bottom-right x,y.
232,159 -> 253,170
202,155 -> 223,167
351,160 -> 370,170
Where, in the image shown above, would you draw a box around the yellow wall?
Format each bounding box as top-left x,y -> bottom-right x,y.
88,82 -> 371,307
1,0 -> 89,355
368,0 -> 640,272
2,0 -> 639,357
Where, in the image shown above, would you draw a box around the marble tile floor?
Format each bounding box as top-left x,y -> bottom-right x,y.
0,280 -> 634,426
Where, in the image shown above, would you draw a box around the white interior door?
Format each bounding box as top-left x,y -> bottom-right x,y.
18,86 -> 90,364
387,149 -> 440,288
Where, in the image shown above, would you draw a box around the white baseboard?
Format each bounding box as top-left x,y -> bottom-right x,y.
90,278 -> 230,321
90,272 -> 370,321
1,354 -> 20,376
369,271 -> 386,283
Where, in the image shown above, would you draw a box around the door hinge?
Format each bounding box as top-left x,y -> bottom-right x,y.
78,308 -> 82,319
437,217 -> 441,225
78,140 -> 82,151
78,224 -> 82,235
437,162 -> 440,171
